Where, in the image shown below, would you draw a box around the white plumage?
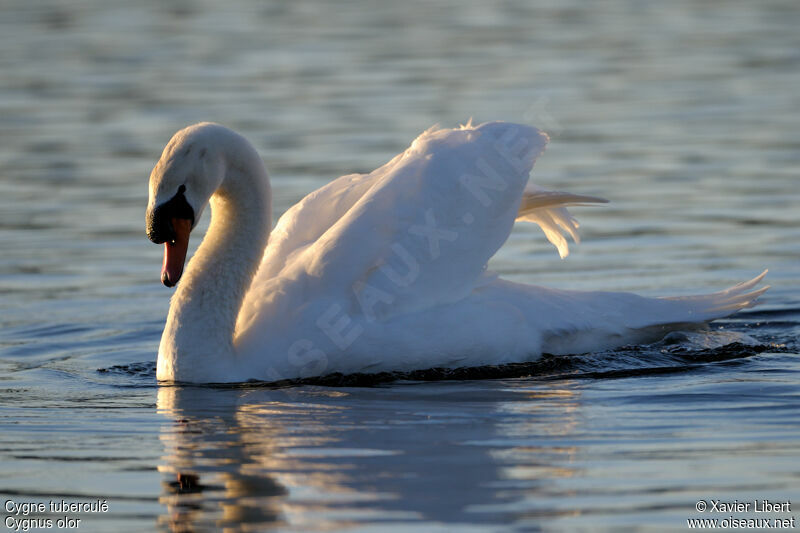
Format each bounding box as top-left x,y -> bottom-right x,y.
146,121 -> 767,383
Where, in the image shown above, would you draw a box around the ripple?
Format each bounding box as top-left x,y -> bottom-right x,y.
97,339 -> 789,387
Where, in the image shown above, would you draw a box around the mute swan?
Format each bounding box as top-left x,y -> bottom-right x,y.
146,121 -> 767,383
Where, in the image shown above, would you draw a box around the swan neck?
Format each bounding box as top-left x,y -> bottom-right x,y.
159,136 -> 271,381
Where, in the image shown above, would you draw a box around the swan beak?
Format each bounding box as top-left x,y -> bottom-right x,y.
162,218 -> 192,287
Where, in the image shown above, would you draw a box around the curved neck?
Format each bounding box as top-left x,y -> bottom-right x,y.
158,138 -> 271,382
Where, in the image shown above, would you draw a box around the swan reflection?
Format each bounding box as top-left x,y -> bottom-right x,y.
157,381 -> 583,531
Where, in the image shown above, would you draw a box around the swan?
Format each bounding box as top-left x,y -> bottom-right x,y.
146,121 -> 768,383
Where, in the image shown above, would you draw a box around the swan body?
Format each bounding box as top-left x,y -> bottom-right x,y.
146,121 -> 767,383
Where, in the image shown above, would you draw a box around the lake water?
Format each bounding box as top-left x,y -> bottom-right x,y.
1,0 -> 799,531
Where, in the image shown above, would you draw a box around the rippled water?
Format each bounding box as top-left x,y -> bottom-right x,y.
1,0 -> 799,531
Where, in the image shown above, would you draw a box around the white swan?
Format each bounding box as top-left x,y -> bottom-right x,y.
146,121 -> 768,383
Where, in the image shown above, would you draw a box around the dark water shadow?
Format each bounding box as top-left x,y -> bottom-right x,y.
102,338 -> 787,388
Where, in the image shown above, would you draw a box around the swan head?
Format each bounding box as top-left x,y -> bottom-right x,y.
146,123 -> 226,287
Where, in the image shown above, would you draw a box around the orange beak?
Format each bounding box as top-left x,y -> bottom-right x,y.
161,218 -> 192,287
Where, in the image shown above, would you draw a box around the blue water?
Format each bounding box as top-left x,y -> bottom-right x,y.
1,0 -> 799,531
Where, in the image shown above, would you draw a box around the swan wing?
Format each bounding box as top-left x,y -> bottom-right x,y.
256,172 -> 375,280
258,135 -> 605,282
284,121 -> 550,319
515,185 -> 608,259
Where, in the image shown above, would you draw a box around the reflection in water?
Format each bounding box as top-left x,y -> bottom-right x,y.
156,382 -> 583,531
157,387 -> 289,530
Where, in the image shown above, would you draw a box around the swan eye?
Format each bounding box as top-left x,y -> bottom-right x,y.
146,183 -> 196,244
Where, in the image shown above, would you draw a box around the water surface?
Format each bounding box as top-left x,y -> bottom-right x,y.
1,0 -> 798,531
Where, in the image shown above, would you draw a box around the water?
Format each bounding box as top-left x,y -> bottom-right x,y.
1,0 -> 799,530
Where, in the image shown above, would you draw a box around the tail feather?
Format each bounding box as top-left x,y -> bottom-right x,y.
464,273 -> 769,358
662,270 -> 769,316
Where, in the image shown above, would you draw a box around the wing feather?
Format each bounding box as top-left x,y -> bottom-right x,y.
269,122 -> 548,320
516,184 -> 607,258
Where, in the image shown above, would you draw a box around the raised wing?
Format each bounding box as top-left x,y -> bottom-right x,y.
256,172 -> 372,280
253,154 -> 406,281
272,121 -> 550,320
